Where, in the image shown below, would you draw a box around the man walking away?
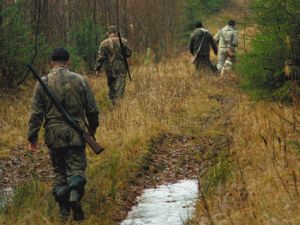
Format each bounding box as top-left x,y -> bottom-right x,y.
94,26 -> 132,105
214,20 -> 238,76
28,48 -> 100,221
189,21 -> 218,74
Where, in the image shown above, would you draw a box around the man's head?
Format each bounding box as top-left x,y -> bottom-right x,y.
228,20 -> 236,27
107,26 -> 118,34
51,48 -> 70,67
195,21 -> 203,29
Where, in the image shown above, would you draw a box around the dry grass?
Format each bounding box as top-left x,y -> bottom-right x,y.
188,85 -> 300,225
1,58 -> 300,225
2,1 -> 296,224
0,55 -> 224,225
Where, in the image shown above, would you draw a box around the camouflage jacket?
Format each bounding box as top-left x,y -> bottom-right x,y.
214,25 -> 238,49
189,28 -> 218,56
28,66 -> 99,149
95,34 -> 132,77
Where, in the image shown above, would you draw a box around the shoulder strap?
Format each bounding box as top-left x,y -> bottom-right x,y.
194,31 -> 207,57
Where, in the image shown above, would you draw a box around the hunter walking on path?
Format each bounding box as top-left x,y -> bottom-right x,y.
94,26 -> 132,105
27,48 -> 100,221
214,20 -> 238,76
189,21 -> 218,74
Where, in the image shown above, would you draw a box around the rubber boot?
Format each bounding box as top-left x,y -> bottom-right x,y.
58,200 -> 71,220
53,185 -> 71,220
71,201 -> 85,221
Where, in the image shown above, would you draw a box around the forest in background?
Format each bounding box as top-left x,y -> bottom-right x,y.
1,1 -> 300,224
1,0 -> 299,102
0,0 -> 228,88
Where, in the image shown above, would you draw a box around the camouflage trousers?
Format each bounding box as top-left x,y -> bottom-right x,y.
49,146 -> 87,201
107,74 -> 126,104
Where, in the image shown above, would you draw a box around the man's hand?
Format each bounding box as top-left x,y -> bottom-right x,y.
28,142 -> 38,151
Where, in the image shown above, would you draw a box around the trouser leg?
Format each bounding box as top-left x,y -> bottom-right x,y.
195,55 -> 217,76
65,146 -> 87,221
107,76 -> 117,104
217,48 -> 229,72
49,149 -> 70,219
114,74 -> 126,100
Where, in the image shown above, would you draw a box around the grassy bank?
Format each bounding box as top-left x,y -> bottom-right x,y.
0,55 -> 228,224
188,80 -> 300,225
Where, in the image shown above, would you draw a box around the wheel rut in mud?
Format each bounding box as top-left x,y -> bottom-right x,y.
116,93 -> 235,223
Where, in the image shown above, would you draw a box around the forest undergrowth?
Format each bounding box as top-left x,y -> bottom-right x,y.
1,54 -> 299,225
0,56 -> 232,224
1,0 -> 300,224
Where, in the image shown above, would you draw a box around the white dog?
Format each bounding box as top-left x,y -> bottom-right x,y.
221,58 -> 233,77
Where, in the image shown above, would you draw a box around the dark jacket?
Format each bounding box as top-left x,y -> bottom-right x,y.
189,28 -> 218,56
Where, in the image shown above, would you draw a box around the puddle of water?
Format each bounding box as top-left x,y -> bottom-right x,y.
121,179 -> 199,225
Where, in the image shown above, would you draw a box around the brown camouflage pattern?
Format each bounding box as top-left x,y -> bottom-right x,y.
95,34 -> 132,103
50,146 -> 86,187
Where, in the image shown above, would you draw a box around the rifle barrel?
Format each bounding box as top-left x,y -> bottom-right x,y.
27,64 -> 104,155
117,32 -> 132,82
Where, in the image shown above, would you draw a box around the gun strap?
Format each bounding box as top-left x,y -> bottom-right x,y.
194,31 -> 207,58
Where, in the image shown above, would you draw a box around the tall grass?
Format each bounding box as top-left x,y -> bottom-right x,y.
188,86 -> 300,225
0,55 -> 224,224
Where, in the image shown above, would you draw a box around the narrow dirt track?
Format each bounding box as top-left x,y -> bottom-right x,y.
115,90 -> 236,223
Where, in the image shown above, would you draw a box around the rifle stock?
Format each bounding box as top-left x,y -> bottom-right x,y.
83,132 -> 104,155
27,64 -> 105,155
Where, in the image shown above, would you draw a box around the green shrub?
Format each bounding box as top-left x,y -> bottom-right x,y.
200,0 -> 229,12
238,0 -> 300,101
181,0 -> 230,42
238,33 -> 291,101
0,1 -> 33,87
70,18 -> 105,72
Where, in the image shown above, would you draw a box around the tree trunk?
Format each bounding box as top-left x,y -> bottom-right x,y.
0,0 -> 3,27
116,0 -> 119,28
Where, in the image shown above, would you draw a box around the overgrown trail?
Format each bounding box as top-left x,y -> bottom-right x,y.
2,54 -> 299,225
0,147 -> 52,190
0,55 -> 243,225
116,87 -> 235,223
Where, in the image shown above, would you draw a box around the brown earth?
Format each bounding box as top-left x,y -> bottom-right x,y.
114,91 -> 236,223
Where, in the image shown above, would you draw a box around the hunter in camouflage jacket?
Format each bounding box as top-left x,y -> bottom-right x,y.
28,66 -> 99,149
95,26 -> 132,104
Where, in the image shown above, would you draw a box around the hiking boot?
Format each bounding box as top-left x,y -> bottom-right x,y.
71,201 -> 85,221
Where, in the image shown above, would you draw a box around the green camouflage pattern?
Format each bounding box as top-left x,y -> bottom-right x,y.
50,146 -> 86,190
95,34 -> 132,103
107,74 -> 126,103
28,66 -> 99,149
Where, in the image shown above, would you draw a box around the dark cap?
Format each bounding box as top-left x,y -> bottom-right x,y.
195,21 -> 203,28
107,26 -> 118,34
228,20 -> 236,26
51,48 -> 70,62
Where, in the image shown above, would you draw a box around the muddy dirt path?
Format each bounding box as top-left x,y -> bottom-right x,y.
116,91 -> 236,223
0,146 -> 52,189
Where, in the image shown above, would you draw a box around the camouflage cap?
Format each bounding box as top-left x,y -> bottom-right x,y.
107,26 -> 118,34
